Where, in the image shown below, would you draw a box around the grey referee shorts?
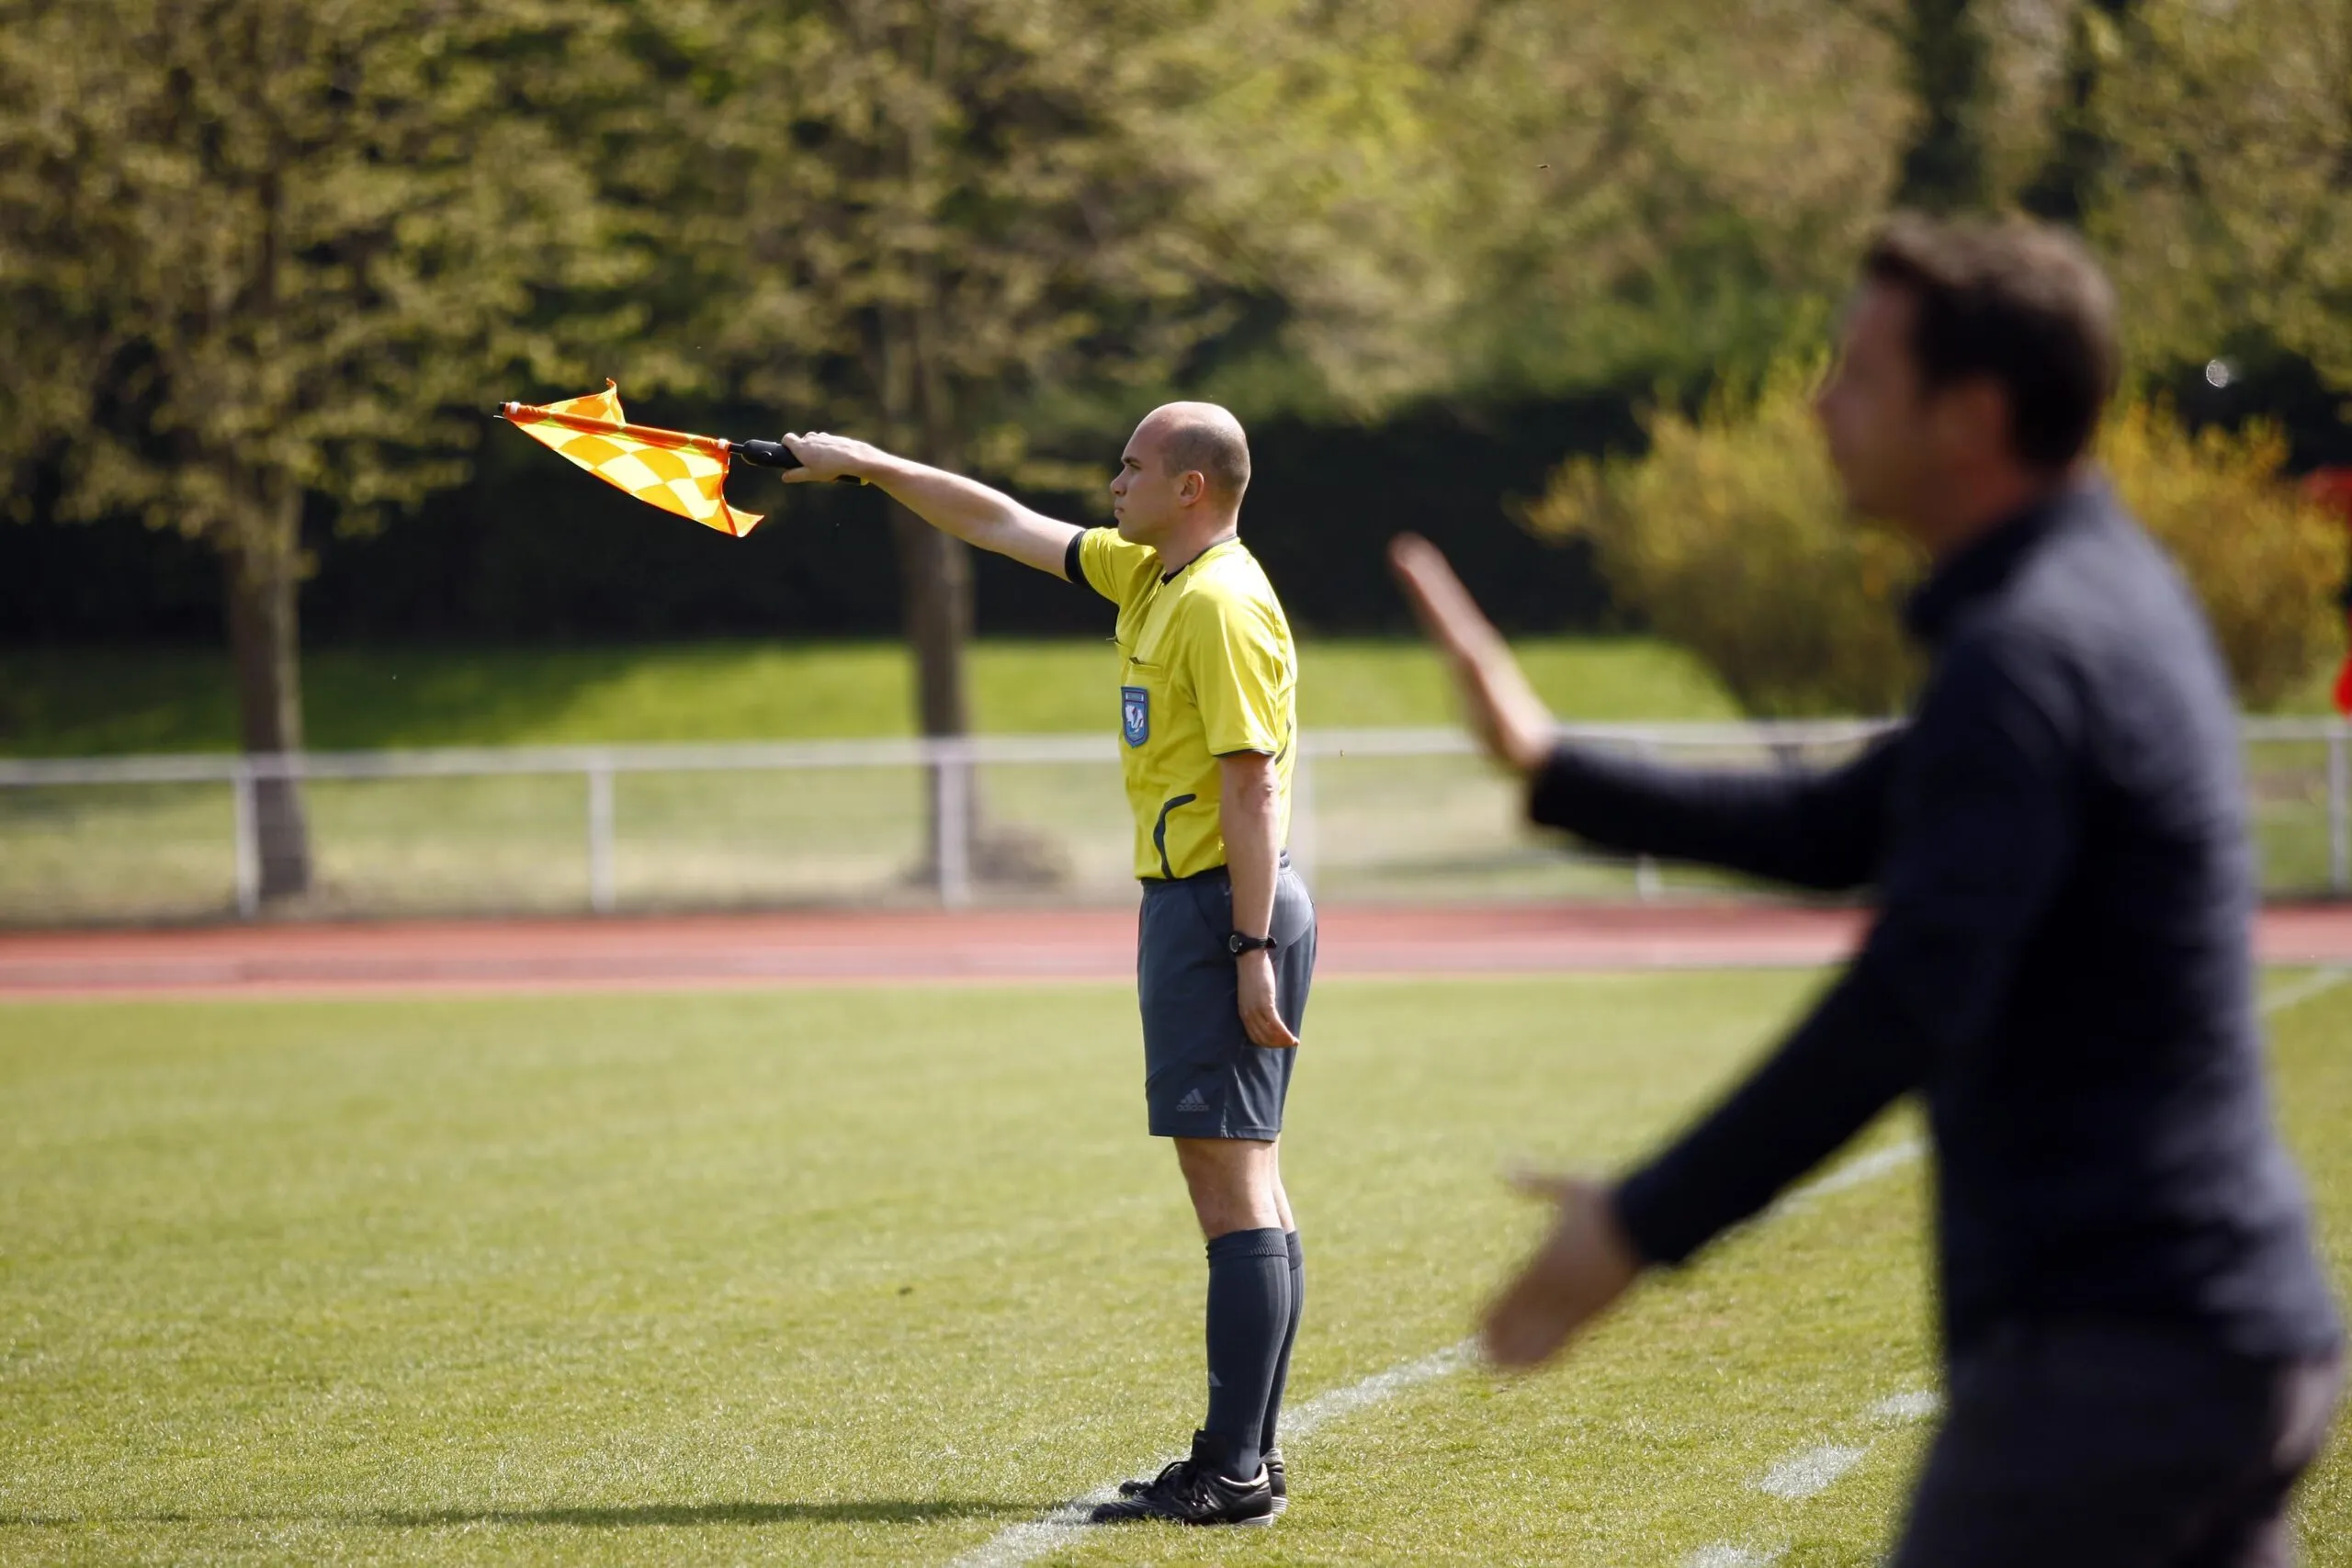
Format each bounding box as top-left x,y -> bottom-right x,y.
1136,857 -> 1316,1141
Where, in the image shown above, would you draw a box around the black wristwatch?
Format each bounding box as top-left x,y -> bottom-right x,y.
1227,931 -> 1278,956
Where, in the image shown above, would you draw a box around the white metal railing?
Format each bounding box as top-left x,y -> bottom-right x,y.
2,717 -> 2345,918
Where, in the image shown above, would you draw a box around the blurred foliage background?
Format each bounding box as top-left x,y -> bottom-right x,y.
1524,369 -> 2348,716
2106,400 -> 2347,711
1521,358 -> 1928,718
4,0 -> 2348,718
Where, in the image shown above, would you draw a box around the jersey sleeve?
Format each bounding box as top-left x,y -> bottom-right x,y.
1181,585 -> 1292,756
1074,527 -> 1159,612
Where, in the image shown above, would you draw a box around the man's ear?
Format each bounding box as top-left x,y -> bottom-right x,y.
1177,470 -> 1205,506
1948,377 -> 2012,465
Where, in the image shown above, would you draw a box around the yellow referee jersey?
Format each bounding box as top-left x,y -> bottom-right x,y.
1073,529 -> 1297,881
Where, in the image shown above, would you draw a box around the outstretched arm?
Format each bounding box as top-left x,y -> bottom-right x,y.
1482,633 -> 2080,1371
1389,533 -> 1894,892
783,433 -> 1081,579
1526,736 -> 1898,893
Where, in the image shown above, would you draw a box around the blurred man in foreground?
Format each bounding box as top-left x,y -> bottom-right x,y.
1393,215 -> 2341,1564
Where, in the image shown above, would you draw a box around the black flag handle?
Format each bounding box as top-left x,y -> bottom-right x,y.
734,439 -> 863,483
731,439 -> 802,469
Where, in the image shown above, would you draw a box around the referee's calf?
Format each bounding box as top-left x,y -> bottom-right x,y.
1396,215 -> 2342,1565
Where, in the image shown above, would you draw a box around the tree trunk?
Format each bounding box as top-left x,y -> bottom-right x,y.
899,51 -> 982,889
865,7 -> 1058,892
872,214 -> 984,887
889,505 -> 977,740
878,358 -> 1065,893
1894,0 -> 1993,213
888,501 -> 980,892
221,485 -> 311,903
2018,0 -> 2135,227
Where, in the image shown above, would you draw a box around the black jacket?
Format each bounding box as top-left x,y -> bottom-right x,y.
1531,480 -> 2339,1359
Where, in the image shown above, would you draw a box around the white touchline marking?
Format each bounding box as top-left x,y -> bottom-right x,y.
1771,1139 -> 1923,1214
947,1140 -> 1922,1568
945,1343 -> 1476,1568
2264,967 -> 2349,1018
942,1483 -> 1130,1568
958,966 -> 2338,1568
1755,1443 -> 1868,1500
956,1122 -> 1935,1566
1686,1546 -> 1787,1567
1866,1389 -> 1942,1424
1695,1388 -> 1943,1560
1278,1339 -> 1478,1439
1687,964 -> 2339,1566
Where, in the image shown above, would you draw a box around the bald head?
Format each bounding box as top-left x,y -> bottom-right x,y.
1111,401 -> 1253,552
1141,401 -> 1250,501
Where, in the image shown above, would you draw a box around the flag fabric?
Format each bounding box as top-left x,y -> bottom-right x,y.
499,382 -> 763,537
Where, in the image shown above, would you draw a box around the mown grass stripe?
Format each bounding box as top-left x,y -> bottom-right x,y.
2266,967 -> 2350,1017
1690,968 -> 2346,1564
951,1139 -> 1929,1567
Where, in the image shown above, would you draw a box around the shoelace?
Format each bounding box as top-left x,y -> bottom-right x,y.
1141,1459 -> 1217,1509
1122,1455 -> 1265,1513
1170,1464 -> 1211,1501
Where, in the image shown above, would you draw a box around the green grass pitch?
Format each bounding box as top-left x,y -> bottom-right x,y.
3,972 -> 2347,1565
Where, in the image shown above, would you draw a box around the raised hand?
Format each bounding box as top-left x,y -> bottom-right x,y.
1386,534 -> 1557,775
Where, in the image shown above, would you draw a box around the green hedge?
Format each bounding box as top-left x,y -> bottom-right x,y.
1523,363 -> 2347,715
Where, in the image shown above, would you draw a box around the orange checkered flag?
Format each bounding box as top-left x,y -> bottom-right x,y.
497,381 -> 820,537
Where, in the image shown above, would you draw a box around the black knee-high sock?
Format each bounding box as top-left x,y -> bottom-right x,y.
1261,1230 -> 1304,1455
1201,1227 -> 1290,1481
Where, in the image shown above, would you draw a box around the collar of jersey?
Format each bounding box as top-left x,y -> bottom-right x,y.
1159,534 -> 1242,584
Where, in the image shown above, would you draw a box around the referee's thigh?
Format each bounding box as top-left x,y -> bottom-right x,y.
1137,867 -> 1315,1141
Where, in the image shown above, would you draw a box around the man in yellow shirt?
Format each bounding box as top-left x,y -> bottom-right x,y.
782,403 -> 1313,1529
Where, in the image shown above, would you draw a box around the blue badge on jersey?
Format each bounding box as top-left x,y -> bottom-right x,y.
1121,685 -> 1149,747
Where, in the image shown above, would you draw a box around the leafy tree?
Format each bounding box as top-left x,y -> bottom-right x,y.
1906,0 -> 2351,394
639,0 -> 1345,879
639,1 -> 1923,867
1893,0 -> 1996,211
2017,0 -> 2136,225
0,0 -> 626,898
1248,0 -> 1913,404
1805,0 -> 2349,400
2087,0 -> 2352,389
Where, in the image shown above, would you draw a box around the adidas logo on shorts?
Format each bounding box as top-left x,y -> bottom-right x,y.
1176,1087 -> 1211,1112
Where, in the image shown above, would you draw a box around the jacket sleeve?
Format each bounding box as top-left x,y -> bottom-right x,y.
1527,731 -> 1902,892
1611,632 -> 2080,1264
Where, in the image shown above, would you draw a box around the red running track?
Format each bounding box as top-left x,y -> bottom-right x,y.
2,902 -> 2349,1001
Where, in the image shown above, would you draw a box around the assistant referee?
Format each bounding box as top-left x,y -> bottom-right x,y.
782,405 -> 1312,1529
